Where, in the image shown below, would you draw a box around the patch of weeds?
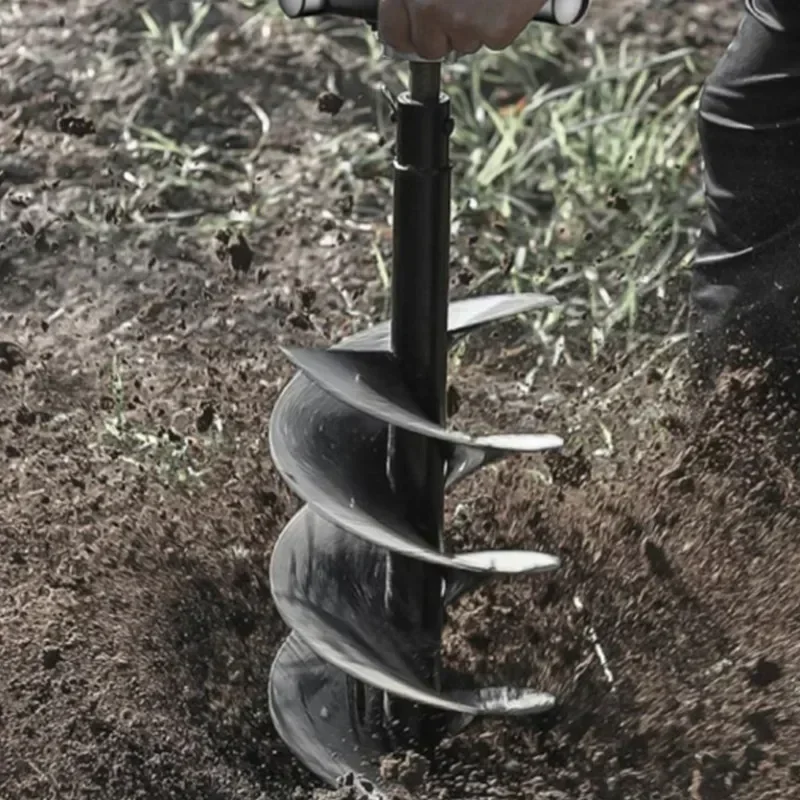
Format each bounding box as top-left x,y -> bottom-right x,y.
446,33 -> 699,359
99,354 -> 222,487
101,4 -> 270,232
138,1 -> 216,86
313,23 -> 704,368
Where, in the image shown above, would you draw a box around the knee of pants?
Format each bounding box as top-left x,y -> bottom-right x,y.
699,11 -> 800,131
696,15 -> 800,251
746,0 -> 800,35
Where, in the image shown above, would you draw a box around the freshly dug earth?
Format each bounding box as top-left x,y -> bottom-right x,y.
432,367 -> 800,800
4,2 -> 798,800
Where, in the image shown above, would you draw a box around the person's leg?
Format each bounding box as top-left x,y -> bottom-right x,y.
689,0 -> 800,385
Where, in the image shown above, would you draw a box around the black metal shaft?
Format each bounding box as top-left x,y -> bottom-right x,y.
385,62 -> 452,750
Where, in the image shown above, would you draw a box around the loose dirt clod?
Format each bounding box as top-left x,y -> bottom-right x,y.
545,446 -> 591,487
56,113 -> 95,137
42,646 -> 62,670
317,91 -> 345,116
748,657 -> 782,688
379,751 -> 430,792
215,229 -> 254,273
641,537 -> 673,578
0,341 -> 25,373
446,384 -> 461,416
196,403 -> 216,433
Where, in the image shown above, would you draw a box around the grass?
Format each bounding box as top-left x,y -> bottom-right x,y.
307,17 -> 707,369
98,1 -> 281,240
62,1 -> 710,406
99,354 -> 222,486
115,6 -> 707,359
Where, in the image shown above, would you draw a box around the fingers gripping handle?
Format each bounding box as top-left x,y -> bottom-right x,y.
278,0 -> 591,26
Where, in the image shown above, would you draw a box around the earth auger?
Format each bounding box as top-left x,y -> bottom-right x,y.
267,0 -> 591,794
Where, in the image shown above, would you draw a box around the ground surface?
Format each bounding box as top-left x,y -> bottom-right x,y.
3,1 -> 800,799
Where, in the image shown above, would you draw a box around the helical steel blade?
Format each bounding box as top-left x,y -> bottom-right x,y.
268,294 -> 563,789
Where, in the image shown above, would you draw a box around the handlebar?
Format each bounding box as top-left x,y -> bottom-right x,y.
278,0 -> 591,26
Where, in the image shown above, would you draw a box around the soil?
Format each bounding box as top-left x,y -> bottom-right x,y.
3,2 -> 799,800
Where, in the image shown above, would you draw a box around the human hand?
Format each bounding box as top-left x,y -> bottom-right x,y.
378,0 -> 549,60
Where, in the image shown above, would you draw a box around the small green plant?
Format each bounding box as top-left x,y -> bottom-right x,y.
100,354 -> 220,486
138,1 -> 214,78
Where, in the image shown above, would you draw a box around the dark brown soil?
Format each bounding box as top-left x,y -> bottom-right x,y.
5,2 -> 798,800
434,366 -> 800,800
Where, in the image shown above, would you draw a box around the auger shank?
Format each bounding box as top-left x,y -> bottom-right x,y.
383,61 -> 451,751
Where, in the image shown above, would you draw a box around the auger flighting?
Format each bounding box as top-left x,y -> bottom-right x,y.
268,0 -> 591,791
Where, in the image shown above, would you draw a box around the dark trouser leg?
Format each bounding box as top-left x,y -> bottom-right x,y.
689,1 -> 800,385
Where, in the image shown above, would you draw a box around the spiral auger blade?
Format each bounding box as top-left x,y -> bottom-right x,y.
268,294 -> 564,788
267,0 -> 594,790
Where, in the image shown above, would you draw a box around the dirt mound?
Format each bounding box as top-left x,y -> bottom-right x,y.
425,368 -> 800,799
5,350 -> 799,800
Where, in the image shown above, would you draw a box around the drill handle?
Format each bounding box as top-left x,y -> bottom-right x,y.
278,0 -> 592,27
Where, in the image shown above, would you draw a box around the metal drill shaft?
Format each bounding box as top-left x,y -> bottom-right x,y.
384,60 -> 450,752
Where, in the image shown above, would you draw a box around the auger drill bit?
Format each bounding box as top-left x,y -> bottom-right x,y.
268,0 -> 592,792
